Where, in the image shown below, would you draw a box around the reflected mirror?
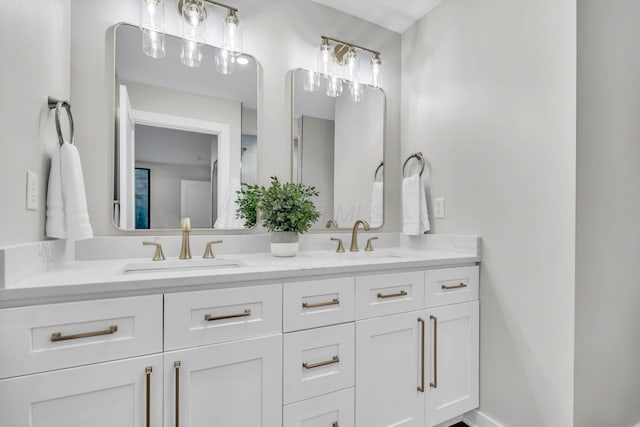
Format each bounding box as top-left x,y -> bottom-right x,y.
113,24 -> 258,230
292,68 -> 385,230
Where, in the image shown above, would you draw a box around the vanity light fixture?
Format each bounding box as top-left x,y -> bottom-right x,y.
139,0 -> 243,74
306,36 -> 383,102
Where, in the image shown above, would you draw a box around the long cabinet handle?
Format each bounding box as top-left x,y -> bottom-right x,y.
441,283 -> 467,290
145,367 -> 152,427
303,355 -> 339,370
376,290 -> 407,299
429,315 -> 438,389
417,317 -> 425,392
174,361 -> 181,427
205,309 -> 251,321
50,325 -> 118,342
302,298 -> 339,308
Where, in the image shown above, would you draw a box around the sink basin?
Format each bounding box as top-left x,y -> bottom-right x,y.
120,259 -> 243,274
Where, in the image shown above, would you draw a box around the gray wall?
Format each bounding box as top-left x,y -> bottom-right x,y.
575,1 -> 640,426
0,0 -> 69,245
402,0 -> 576,425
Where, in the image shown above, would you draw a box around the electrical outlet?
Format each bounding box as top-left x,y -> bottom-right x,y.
434,197 -> 445,219
26,171 -> 38,211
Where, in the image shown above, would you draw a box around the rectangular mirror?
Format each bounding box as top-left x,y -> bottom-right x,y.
113,24 -> 258,231
292,68 -> 385,230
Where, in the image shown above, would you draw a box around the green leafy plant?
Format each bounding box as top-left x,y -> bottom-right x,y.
236,176 -> 320,233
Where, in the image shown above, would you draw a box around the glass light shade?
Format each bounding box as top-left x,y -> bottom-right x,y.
215,48 -> 236,74
223,12 -> 243,54
326,76 -> 343,97
316,42 -> 333,78
180,1 -> 205,67
349,81 -> 363,103
344,49 -> 359,82
142,29 -> 166,58
181,39 -> 203,67
303,70 -> 320,92
371,56 -> 383,88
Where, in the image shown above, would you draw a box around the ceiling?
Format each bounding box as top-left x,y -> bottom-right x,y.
311,0 -> 442,33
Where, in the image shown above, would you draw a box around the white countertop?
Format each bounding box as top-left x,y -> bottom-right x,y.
0,234 -> 481,308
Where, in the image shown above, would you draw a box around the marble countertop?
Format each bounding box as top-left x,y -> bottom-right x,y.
0,234 -> 481,308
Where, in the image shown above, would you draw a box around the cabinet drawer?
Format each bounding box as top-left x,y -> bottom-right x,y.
283,277 -> 354,332
283,323 -> 355,404
0,295 -> 163,379
425,266 -> 479,308
283,388 -> 354,427
355,271 -> 425,319
164,284 -> 282,350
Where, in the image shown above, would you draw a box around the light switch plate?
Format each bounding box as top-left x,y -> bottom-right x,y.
26,170 -> 38,211
434,197 -> 445,218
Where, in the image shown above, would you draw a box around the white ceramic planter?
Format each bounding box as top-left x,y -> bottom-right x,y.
270,231 -> 299,257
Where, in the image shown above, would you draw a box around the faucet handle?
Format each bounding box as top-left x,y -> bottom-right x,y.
330,237 -> 345,253
143,241 -> 166,261
203,240 -> 223,259
365,237 -> 379,252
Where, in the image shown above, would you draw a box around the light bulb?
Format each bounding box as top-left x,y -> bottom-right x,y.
223,11 -> 243,54
215,48 -> 236,74
345,48 -> 359,82
371,55 -> 383,88
180,0 -> 205,67
303,70 -> 320,92
316,40 -> 333,78
326,76 -> 343,97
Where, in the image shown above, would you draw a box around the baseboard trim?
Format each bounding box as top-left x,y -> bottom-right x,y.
463,410 -> 505,427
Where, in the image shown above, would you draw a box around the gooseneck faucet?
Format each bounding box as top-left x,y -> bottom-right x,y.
180,217 -> 192,259
350,219 -> 370,252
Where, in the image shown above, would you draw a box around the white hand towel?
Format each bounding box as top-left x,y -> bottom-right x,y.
370,181 -> 383,228
402,174 -> 430,235
46,142 -> 94,241
214,179 -> 245,229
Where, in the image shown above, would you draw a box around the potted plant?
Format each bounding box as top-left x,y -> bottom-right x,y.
236,176 -> 320,256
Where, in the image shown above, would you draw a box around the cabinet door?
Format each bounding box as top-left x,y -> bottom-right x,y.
0,354 -> 162,427
355,311 -> 425,427
425,301 -> 479,426
165,334 -> 282,427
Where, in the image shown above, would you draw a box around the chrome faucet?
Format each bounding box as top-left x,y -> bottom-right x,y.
180,217 -> 192,260
350,219 -> 370,252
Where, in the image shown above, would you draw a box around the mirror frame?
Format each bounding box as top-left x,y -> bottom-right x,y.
290,68 -> 386,231
110,22 -> 260,233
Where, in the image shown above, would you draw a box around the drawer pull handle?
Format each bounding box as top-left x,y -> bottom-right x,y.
204,309 -> 251,321
303,355 -> 339,370
430,315 -> 438,389
50,325 -> 118,342
302,298 -> 339,308
174,361 -> 181,427
417,317 -> 425,392
442,283 -> 467,290
145,367 -> 152,427
377,290 -> 407,299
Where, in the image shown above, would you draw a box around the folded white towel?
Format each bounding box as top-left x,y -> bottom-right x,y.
46,142 -> 94,241
214,179 -> 245,229
402,174 -> 430,235
370,181 -> 383,228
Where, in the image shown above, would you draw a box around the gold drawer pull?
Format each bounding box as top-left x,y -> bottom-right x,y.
303,355 -> 339,370
377,290 -> 407,299
145,367 -> 152,427
417,317 -> 425,392
174,361 -> 181,427
50,325 -> 118,342
302,298 -> 339,308
430,315 -> 438,389
204,309 -> 251,321
442,283 -> 467,290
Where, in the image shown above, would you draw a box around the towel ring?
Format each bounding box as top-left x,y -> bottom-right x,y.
374,162 -> 384,182
48,96 -> 74,146
402,152 -> 425,177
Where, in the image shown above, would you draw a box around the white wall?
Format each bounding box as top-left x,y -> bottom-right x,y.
575,1 -> 640,425
0,0 -> 69,246
334,89 -> 384,226
300,116 -> 334,226
402,1 -> 576,426
67,0 -> 400,237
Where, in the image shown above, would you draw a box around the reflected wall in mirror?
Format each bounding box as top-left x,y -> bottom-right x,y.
292,68 -> 385,230
114,24 -> 258,230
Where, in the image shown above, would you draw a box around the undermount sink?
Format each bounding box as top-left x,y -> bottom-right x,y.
120,259 -> 244,274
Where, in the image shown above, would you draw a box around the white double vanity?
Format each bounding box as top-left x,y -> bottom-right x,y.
0,234 -> 479,427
